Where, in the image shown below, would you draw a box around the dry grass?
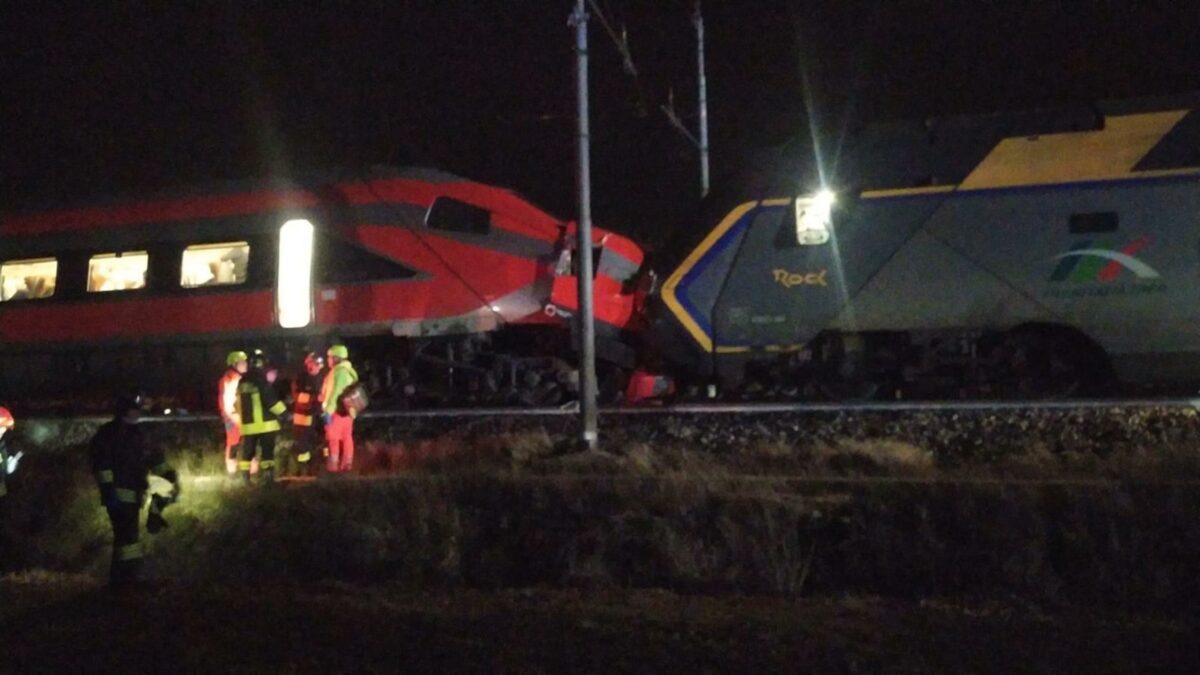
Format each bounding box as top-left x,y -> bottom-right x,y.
4,419 -> 1200,613
3,576 -> 1196,673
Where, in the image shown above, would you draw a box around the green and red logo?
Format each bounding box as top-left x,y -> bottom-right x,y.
1049,238 -> 1160,283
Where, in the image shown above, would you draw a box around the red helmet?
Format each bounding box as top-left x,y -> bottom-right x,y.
304,351 -> 325,373
0,406 -> 13,430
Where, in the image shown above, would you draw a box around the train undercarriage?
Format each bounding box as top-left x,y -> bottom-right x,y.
693,323 -> 1184,403
0,324 -> 633,415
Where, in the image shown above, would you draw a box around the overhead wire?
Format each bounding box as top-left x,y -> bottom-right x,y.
586,0 -> 703,149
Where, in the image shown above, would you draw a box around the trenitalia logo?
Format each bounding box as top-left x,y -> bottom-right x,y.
1049,238 -> 1160,283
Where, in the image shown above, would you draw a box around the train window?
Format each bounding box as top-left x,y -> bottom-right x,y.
0,257 -> 58,301
1069,211 -> 1118,234
87,251 -> 148,293
180,241 -> 250,288
426,196 -> 491,235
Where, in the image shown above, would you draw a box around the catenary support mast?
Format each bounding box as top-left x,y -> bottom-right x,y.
571,0 -> 599,450
694,1 -> 710,197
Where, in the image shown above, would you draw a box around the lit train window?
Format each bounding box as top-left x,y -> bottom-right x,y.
87,251 -> 149,293
180,241 -> 250,288
0,257 -> 58,301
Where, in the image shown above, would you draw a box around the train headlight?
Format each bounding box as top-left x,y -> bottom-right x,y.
794,189 -> 834,246
277,219 -> 315,328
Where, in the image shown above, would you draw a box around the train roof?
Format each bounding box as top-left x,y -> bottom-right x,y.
0,166 -> 563,239
838,92 -> 1200,194
1,166 -> 466,219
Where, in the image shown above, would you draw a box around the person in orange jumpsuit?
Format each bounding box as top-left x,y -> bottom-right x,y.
219,350 -> 248,474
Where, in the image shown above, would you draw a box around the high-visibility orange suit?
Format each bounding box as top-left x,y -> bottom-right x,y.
219,351 -> 248,474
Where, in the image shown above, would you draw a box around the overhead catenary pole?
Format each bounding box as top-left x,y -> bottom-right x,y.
694,1 -> 710,197
570,0 -> 599,450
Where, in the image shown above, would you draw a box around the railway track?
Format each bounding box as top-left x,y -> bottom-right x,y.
51,395 -> 1200,424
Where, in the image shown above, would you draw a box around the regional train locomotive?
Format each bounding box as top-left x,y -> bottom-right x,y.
648,95 -> 1200,399
0,167 -> 645,413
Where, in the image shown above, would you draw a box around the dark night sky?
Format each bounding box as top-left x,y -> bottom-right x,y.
4,1 -> 1200,245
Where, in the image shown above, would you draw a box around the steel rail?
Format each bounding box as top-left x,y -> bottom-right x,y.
35,396 -> 1195,424
186,472 -> 1200,489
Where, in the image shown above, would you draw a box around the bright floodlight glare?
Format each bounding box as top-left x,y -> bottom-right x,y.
277,219 -> 315,328
795,187 -> 835,246
814,188 -> 836,209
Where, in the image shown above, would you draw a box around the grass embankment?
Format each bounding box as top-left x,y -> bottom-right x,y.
3,418 -> 1200,614
3,572 -> 1195,673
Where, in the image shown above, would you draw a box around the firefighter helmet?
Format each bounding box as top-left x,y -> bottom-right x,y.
328,344 -> 349,360
0,406 -> 14,430
304,352 -> 325,373
250,348 -> 267,369
114,390 -> 146,415
226,350 -> 249,367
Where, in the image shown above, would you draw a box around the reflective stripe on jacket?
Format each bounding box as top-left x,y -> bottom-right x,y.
237,370 -> 286,435
219,369 -> 241,423
320,361 -> 359,416
292,371 -> 324,427
89,417 -> 176,496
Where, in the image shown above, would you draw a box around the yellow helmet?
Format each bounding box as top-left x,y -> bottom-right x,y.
226,350 -> 249,367
328,344 -> 349,360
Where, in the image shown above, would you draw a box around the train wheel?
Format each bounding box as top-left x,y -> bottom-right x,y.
812,356 -> 882,401
991,325 -> 1112,399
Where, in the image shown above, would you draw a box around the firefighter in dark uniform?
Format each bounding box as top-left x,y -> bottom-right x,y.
291,351 -> 326,476
236,351 -> 287,484
90,392 -> 180,589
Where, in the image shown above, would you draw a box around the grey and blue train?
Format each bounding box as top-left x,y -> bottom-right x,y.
648,95 -> 1200,398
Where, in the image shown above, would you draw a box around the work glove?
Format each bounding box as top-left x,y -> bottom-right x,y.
321,412 -> 333,426
4,451 -> 21,475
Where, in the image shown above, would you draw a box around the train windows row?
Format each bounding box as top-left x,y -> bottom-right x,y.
0,241 -> 250,302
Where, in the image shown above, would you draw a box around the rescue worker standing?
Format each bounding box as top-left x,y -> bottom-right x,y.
0,407 -> 17,571
0,407 -> 18,503
90,392 -> 180,589
219,351 -> 249,474
291,351 -> 326,476
320,344 -> 359,473
236,351 -> 287,484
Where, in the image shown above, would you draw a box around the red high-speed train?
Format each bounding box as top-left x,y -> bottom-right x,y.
0,168 -> 646,413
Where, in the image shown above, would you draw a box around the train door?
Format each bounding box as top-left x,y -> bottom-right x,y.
277,218 -> 315,329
